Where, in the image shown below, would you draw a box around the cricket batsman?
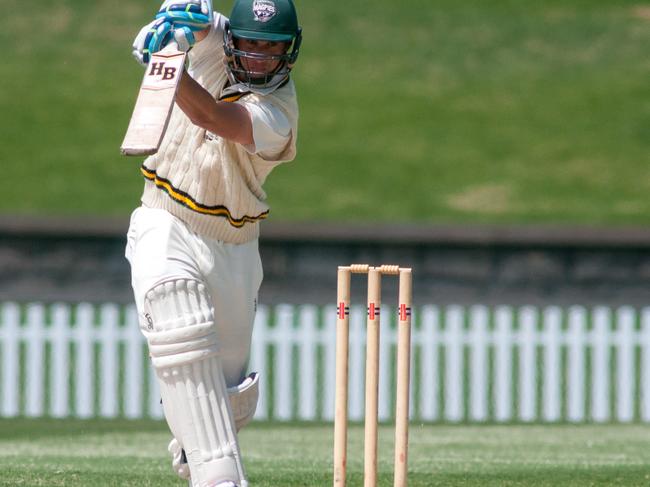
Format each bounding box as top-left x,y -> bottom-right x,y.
124,0 -> 302,485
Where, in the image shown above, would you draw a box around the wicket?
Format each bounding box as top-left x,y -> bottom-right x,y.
333,264 -> 413,487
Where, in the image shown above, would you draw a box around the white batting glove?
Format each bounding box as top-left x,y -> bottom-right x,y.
132,19 -> 156,66
132,17 -> 175,66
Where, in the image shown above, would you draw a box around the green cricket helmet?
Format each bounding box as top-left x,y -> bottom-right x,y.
223,0 -> 302,90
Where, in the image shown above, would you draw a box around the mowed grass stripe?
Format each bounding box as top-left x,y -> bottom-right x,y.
1,420 -> 650,486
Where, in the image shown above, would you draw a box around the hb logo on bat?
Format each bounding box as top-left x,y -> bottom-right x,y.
149,61 -> 178,80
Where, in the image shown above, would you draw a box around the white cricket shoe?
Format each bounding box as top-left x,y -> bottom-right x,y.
169,438 -> 241,487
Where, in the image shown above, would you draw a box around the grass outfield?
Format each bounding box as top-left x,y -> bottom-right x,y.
0,1 -> 648,224
2,420 -> 650,486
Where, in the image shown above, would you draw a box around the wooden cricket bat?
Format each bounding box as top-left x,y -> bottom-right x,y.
120,43 -> 186,156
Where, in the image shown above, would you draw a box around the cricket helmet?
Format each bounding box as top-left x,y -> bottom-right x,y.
223,0 -> 302,90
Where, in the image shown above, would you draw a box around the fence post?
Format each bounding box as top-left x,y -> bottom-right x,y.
444,306 -> 464,422
75,303 -> 95,419
51,303 -> 71,418
616,306 -> 635,422
542,306 -> 561,422
519,306 -> 537,422
25,304 -> 46,417
494,306 -> 513,422
591,307 -> 611,422
567,306 -> 586,422
469,305 -> 488,422
1,302 -> 20,417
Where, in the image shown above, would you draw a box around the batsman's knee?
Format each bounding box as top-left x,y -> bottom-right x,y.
140,278 -> 219,370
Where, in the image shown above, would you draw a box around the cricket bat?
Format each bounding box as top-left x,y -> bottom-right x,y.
120,43 -> 186,156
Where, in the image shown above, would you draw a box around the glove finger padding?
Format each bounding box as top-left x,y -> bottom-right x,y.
173,26 -> 196,52
159,0 -> 212,16
156,10 -> 211,32
143,18 -> 174,62
132,19 -> 157,66
156,0 -> 213,31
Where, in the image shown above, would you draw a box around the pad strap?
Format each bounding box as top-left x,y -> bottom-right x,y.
228,372 -> 260,432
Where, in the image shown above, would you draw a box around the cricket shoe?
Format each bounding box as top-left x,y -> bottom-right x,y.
169,439 -> 242,487
187,481 -> 238,487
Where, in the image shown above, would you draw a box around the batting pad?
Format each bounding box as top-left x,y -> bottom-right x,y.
168,373 -> 260,482
142,279 -> 247,487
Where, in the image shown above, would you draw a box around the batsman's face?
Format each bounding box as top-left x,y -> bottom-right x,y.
236,39 -> 288,76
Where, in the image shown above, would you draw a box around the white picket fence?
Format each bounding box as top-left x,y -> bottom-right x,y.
1,301 -> 650,423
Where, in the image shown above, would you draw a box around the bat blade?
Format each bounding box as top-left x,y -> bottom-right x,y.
120,45 -> 186,156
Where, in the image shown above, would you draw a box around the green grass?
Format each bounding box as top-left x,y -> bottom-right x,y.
2,419 -> 650,486
0,1 -> 648,224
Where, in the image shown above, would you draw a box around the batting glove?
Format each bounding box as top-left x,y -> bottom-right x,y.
156,0 -> 213,32
132,17 -> 174,66
172,26 -> 196,52
132,19 -> 155,66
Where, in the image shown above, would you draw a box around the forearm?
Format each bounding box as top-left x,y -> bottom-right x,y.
175,71 -> 254,145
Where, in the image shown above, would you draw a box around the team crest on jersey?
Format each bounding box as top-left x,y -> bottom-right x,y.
252,0 -> 277,22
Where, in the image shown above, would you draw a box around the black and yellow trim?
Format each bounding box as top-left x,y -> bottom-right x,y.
141,165 -> 269,228
219,91 -> 250,102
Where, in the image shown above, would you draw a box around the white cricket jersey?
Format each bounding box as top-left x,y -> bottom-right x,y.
139,13 -> 299,244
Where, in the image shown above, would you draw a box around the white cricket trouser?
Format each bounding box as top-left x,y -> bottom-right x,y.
125,205 -> 263,386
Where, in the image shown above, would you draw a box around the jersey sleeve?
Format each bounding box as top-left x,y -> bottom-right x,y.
238,100 -> 292,159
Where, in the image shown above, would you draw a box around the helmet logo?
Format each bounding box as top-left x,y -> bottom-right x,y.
252,0 -> 277,22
